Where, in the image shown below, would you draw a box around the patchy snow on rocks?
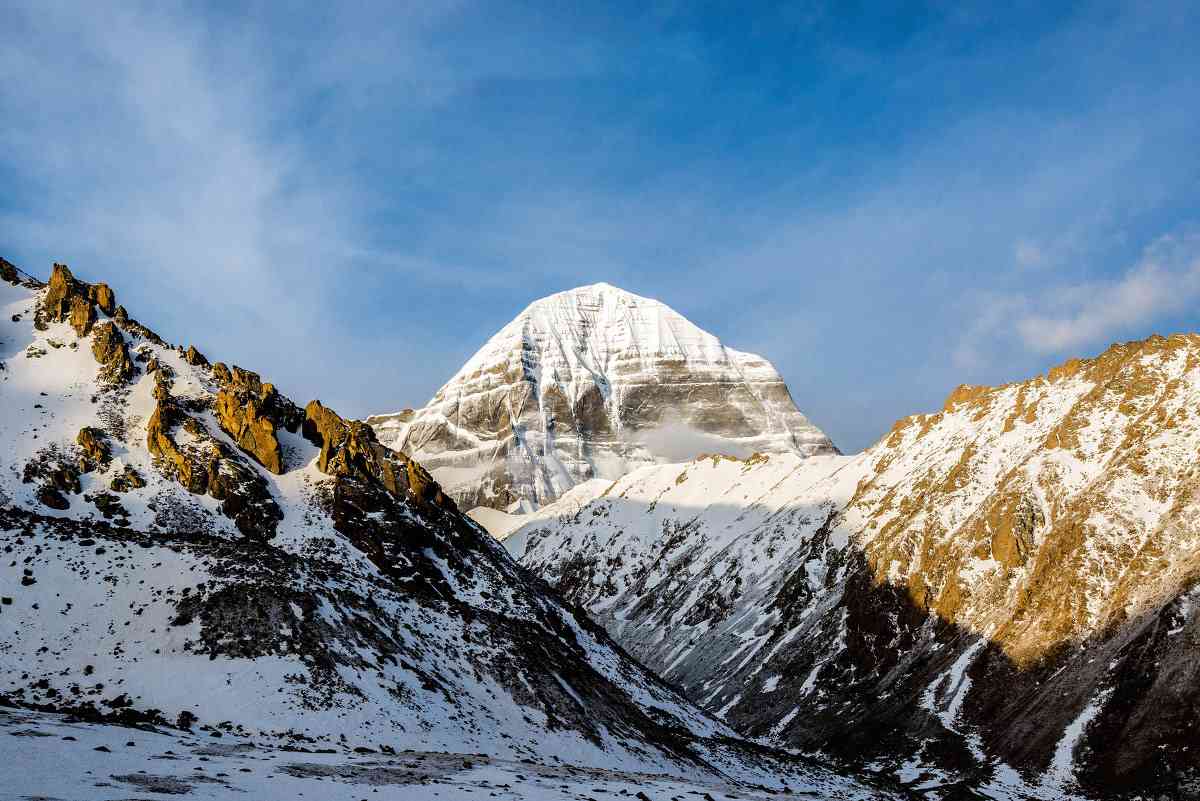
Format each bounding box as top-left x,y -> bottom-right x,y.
507,334 -> 1200,799
0,262 -> 899,799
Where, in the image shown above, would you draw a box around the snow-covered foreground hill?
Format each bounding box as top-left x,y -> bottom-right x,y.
369,283 -> 835,511
506,334 -> 1200,800
1,705 -> 828,801
0,260 -> 900,799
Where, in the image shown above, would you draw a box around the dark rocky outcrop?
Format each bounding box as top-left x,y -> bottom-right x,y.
109,465 -> 146,493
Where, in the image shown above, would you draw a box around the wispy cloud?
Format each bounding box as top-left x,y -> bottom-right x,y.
1014,233 -> 1200,352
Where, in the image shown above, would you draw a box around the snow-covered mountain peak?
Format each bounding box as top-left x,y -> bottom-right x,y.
371,283 -> 836,511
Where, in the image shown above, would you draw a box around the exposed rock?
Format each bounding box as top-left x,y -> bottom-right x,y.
91,322 -> 135,385
304,400 -> 451,509
88,283 -> 116,316
147,397 -> 282,539
36,485 -> 70,510
371,283 -> 836,510
75,427 -> 111,471
68,295 -> 95,337
184,345 -> 208,367
0,256 -> 18,285
211,362 -> 232,383
213,367 -> 303,475
109,465 -> 146,493
112,305 -> 166,346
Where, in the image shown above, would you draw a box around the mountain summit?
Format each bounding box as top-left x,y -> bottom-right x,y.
369,283 -> 835,511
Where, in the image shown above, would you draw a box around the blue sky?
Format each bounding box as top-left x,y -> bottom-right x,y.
3,1 -> 1199,452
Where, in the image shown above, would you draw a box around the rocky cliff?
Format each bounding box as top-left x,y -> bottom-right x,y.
369,283 -> 835,511
0,259 -> 899,796
507,333 -> 1200,799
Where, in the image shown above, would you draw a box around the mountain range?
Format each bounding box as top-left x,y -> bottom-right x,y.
0,259 -> 898,799
504,330 -> 1200,799
6,256 -> 1199,800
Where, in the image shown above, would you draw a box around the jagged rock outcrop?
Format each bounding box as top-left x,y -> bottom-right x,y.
213,366 -> 302,475
91,321 -> 135,385
304,400 -> 452,510
370,283 -> 835,511
146,371 -> 282,539
508,332 -> 1200,799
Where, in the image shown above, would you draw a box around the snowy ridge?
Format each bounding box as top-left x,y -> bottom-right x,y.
508,334 -> 1200,799
369,283 -> 835,511
0,263 -> 898,798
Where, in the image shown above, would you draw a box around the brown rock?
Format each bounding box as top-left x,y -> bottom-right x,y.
212,362 -> 232,383
91,322 -> 135,385
76,427 -> 111,471
68,295 -> 96,337
1,256 -> 21,285
88,283 -> 116,315
109,465 -> 146,492
216,388 -> 283,474
184,345 -> 208,367
212,367 -> 302,474
42,263 -> 80,322
303,400 -> 452,510
147,400 -> 207,494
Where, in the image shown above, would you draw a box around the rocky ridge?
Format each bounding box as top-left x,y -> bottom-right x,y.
370,282 -> 835,511
507,333 -> 1200,799
0,258 -> 898,796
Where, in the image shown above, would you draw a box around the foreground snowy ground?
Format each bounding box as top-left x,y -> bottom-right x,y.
2,705 -> 838,801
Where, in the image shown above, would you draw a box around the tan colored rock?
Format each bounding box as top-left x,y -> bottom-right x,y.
88,282 -> 116,315
76,427 -> 111,471
42,263 -> 79,322
91,322 -> 135,385
215,387 -> 284,474
69,294 -> 96,337
185,345 -> 208,366
304,399 -> 453,509
212,362 -> 232,383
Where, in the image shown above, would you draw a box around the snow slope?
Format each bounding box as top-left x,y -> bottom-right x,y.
369,283 -> 835,510
0,261 -> 898,798
508,335 -> 1200,799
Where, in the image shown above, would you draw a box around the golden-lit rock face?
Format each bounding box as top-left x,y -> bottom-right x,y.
848,333 -> 1200,665
512,331 -> 1200,793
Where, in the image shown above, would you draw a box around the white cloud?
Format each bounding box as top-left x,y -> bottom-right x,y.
1014,233 -> 1200,352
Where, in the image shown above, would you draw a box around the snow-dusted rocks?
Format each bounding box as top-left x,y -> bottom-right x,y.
0,260 -> 896,797
369,283 -> 835,511
507,334 -> 1200,799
